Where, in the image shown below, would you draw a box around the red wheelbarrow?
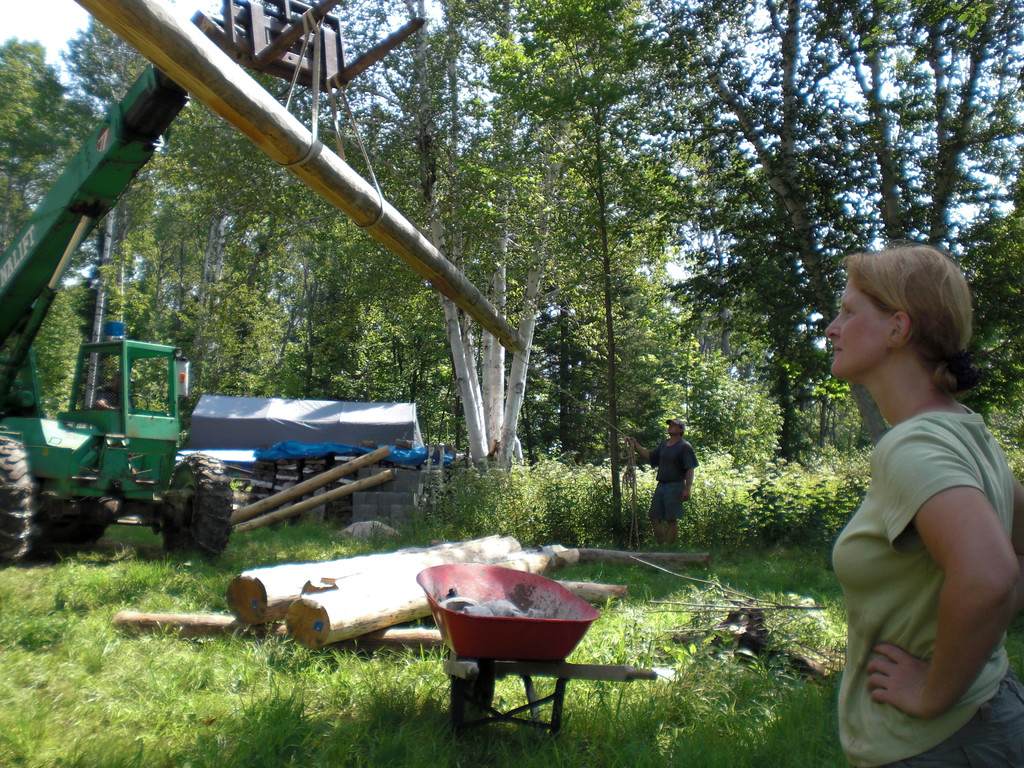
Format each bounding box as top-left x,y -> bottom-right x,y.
417,563 -> 658,735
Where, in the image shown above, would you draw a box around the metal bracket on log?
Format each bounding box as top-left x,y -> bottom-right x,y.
193,0 -> 424,89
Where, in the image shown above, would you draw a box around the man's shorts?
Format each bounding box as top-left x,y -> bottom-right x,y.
649,480 -> 686,522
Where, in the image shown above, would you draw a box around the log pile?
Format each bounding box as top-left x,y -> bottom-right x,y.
285,544 -> 578,648
220,535 -> 642,650
230,446 -> 407,531
242,447 -> 388,522
226,534 -> 525,623
234,445 -> 442,530
112,534 -> 714,654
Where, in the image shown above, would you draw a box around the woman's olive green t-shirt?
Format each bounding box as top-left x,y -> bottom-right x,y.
832,411 -> 1015,767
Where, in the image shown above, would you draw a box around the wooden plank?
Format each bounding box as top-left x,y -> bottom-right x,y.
443,658 -> 659,683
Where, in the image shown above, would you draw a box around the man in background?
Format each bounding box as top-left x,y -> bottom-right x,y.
627,419 -> 698,548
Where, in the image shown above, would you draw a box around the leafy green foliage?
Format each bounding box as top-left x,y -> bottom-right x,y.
423,451 -> 868,550
678,346 -> 783,468
4,0 -> 1024,464
0,40 -> 87,246
423,459 -> 647,546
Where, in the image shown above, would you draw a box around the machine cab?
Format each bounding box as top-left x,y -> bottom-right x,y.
64,335 -> 186,442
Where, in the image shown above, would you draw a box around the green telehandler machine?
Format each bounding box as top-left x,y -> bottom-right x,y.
0,67 -> 232,562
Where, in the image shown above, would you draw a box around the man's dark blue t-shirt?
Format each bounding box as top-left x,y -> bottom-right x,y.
648,439 -> 698,483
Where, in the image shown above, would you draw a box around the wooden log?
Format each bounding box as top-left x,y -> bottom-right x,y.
557,580 -> 628,603
229,446 -> 391,524
74,0 -> 524,353
233,469 -> 395,532
111,610 -> 286,638
333,626 -> 443,650
226,535 -> 522,624
111,610 -> 443,648
576,548 -> 712,567
286,545 -> 571,648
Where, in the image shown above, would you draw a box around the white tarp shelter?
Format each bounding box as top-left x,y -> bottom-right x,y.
188,394 -> 423,450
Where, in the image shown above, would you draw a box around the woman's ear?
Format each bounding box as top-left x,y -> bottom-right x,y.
889,310 -> 913,346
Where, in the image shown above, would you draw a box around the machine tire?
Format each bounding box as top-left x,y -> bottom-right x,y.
161,454 -> 232,556
0,436 -> 38,562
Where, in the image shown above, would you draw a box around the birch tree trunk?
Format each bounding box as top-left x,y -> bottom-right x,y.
406,0 -> 547,465
191,212 -> 227,385
495,146 -> 562,468
409,0 -> 487,462
482,256 -> 507,455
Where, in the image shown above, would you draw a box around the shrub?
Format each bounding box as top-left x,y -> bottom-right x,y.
421,451 -> 870,550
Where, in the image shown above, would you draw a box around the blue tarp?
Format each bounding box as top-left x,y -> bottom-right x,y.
253,441 -> 451,468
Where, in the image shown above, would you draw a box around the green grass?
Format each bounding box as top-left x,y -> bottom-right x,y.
1,522 -> 854,767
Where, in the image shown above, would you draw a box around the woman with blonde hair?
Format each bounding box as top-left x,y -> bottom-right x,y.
828,243 -> 1024,766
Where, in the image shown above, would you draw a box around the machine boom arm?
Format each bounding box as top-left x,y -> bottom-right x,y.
0,67 -> 186,400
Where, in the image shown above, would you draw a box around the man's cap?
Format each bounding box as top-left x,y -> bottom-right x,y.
666,418 -> 685,428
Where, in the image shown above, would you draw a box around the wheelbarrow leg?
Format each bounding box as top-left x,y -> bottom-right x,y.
450,674 -> 465,734
550,678 -> 568,735
449,658 -> 497,735
522,675 -> 567,734
522,676 -> 541,723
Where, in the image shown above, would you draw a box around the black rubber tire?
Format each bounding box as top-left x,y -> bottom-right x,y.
0,436 -> 38,562
161,454 -> 232,556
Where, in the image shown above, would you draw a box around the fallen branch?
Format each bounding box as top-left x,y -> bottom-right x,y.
576,548 -> 711,567
558,580 -> 628,603
111,610 -> 444,649
112,610 -> 286,638
650,600 -> 825,611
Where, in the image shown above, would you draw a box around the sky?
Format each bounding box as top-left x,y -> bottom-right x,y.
5,0 -> 92,66
4,0 -> 208,74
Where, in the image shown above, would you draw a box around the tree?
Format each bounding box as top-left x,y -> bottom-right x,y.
656,0 -> 1024,453
0,40 -> 86,247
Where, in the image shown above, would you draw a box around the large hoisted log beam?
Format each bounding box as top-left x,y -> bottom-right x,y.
74,0 -> 525,352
